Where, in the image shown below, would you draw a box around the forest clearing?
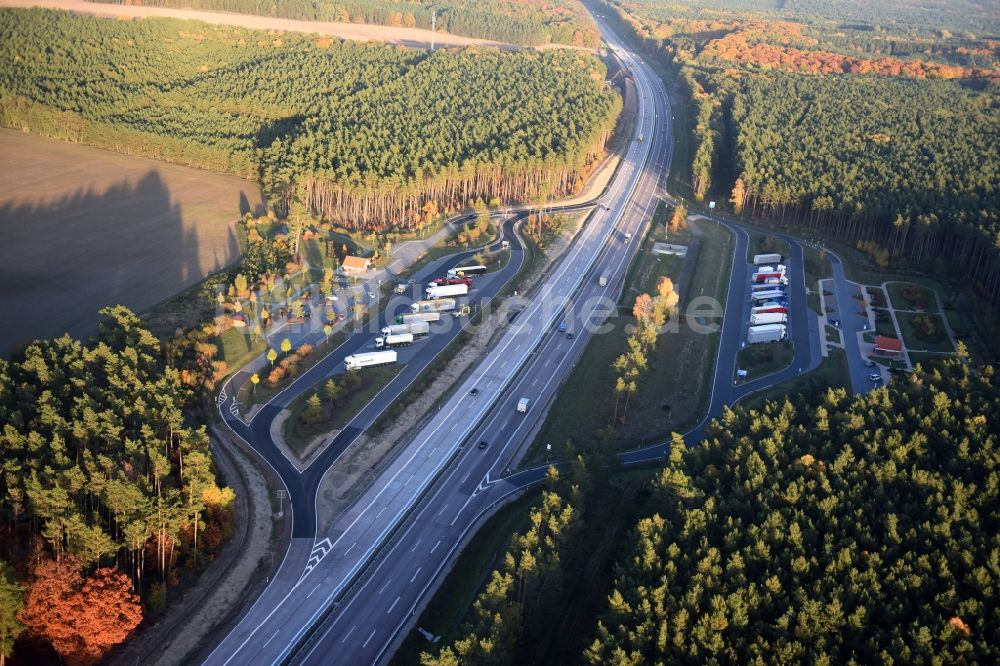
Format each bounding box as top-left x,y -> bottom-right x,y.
0,129 -> 262,354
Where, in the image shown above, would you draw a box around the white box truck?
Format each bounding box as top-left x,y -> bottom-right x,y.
411,298 -> 457,313
753,253 -> 783,265
425,283 -> 469,300
747,324 -> 787,344
381,321 -> 430,337
344,350 -> 397,370
516,397 -> 530,413
376,333 -> 414,348
599,274 -> 608,287
750,312 -> 788,326
397,312 -> 442,324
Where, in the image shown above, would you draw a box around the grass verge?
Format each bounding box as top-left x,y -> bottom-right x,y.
736,341 -> 794,382
897,312 -> 955,353
886,281 -> 940,313
282,365 -> 401,455
524,215 -> 732,463
237,331 -> 347,412
742,347 -> 850,410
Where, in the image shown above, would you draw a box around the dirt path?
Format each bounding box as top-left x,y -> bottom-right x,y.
0,0 -> 508,49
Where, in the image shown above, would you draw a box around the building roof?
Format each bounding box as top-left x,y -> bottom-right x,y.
342,255 -> 370,270
875,335 -> 903,352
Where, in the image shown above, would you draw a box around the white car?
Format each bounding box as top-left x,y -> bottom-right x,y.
869,373 -> 882,382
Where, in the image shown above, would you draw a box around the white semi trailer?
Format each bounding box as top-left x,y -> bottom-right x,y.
425,283 -> 469,300
753,253 -> 783,265
344,350 -> 397,370
375,333 -> 414,349
410,298 -> 457,313
747,324 -> 787,344
750,312 -> 788,326
381,321 -> 431,337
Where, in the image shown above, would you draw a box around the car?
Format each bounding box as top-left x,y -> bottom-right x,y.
325,294 -> 338,302
367,291 -> 376,299
567,333 -> 574,340
830,319 -> 840,327
865,359 -> 875,367
869,373 -> 882,382
558,322 -> 567,332
469,388 -> 479,397
477,441 -> 488,450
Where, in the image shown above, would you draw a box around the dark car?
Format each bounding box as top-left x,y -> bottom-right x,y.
567,333 -> 574,340
558,322 -> 568,333
469,388 -> 479,397
478,441 -> 488,450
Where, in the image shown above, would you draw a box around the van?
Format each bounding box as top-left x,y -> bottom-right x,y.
517,397 -> 529,414
599,274 -> 608,287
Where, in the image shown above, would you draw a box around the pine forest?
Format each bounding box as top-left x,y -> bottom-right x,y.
0,9 -> 621,231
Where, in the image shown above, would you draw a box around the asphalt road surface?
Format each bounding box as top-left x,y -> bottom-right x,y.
205,14 -> 668,665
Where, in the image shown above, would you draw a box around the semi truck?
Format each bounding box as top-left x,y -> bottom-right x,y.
747,324 -> 787,344
344,350 -> 397,370
425,283 -> 469,300
752,305 -> 788,315
381,321 -> 430,337
753,271 -> 787,283
375,333 -> 414,349
752,283 -> 783,292
750,312 -> 788,326
754,264 -> 787,274
753,253 -> 783,265
430,276 -> 472,287
410,298 -> 457,313
396,311 -> 442,324
751,290 -> 786,304
448,264 -> 488,277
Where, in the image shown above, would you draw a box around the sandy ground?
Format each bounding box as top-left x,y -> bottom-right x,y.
0,129 -> 261,355
315,209 -> 591,532
0,0 -> 508,49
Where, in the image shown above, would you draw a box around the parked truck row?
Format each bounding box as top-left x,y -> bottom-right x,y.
747,253 -> 790,345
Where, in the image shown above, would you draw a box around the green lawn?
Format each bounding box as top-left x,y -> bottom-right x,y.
736,341 -> 794,382
897,312 -> 955,353
887,281 -> 939,313
742,348 -> 850,410
824,324 -> 841,346
803,244 -> 833,288
282,364 -> 401,455
214,327 -> 267,371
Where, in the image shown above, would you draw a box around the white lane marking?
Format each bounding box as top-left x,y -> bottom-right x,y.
451,492 -> 478,526
306,583 -> 321,599
410,537 -> 422,552
410,566 -> 422,583
461,470 -> 472,484
378,578 -> 393,595
430,539 -> 442,554
376,506 -> 387,518
261,630 -> 279,649
345,542 -> 356,555
387,596 -> 400,614
362,628 -> 377,648
341,625 -> 356,643
436,503 -> 449,517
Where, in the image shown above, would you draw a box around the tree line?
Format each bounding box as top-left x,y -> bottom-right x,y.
93,0 -> 600,47
0,307 -> 235,663
0,9 -> 620,232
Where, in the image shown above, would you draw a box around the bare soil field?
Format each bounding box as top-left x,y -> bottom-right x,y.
0,129 -> 263,355
0,0 -> 507,49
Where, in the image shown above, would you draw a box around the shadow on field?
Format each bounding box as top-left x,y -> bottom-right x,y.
0,169 -> 240,356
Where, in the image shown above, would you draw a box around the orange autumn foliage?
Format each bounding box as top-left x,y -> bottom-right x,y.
18,558 -> 142,666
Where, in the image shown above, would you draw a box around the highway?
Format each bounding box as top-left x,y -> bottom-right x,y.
202,7 -> 860,664
204,14 -> 668,664
285,17 -> 675,666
